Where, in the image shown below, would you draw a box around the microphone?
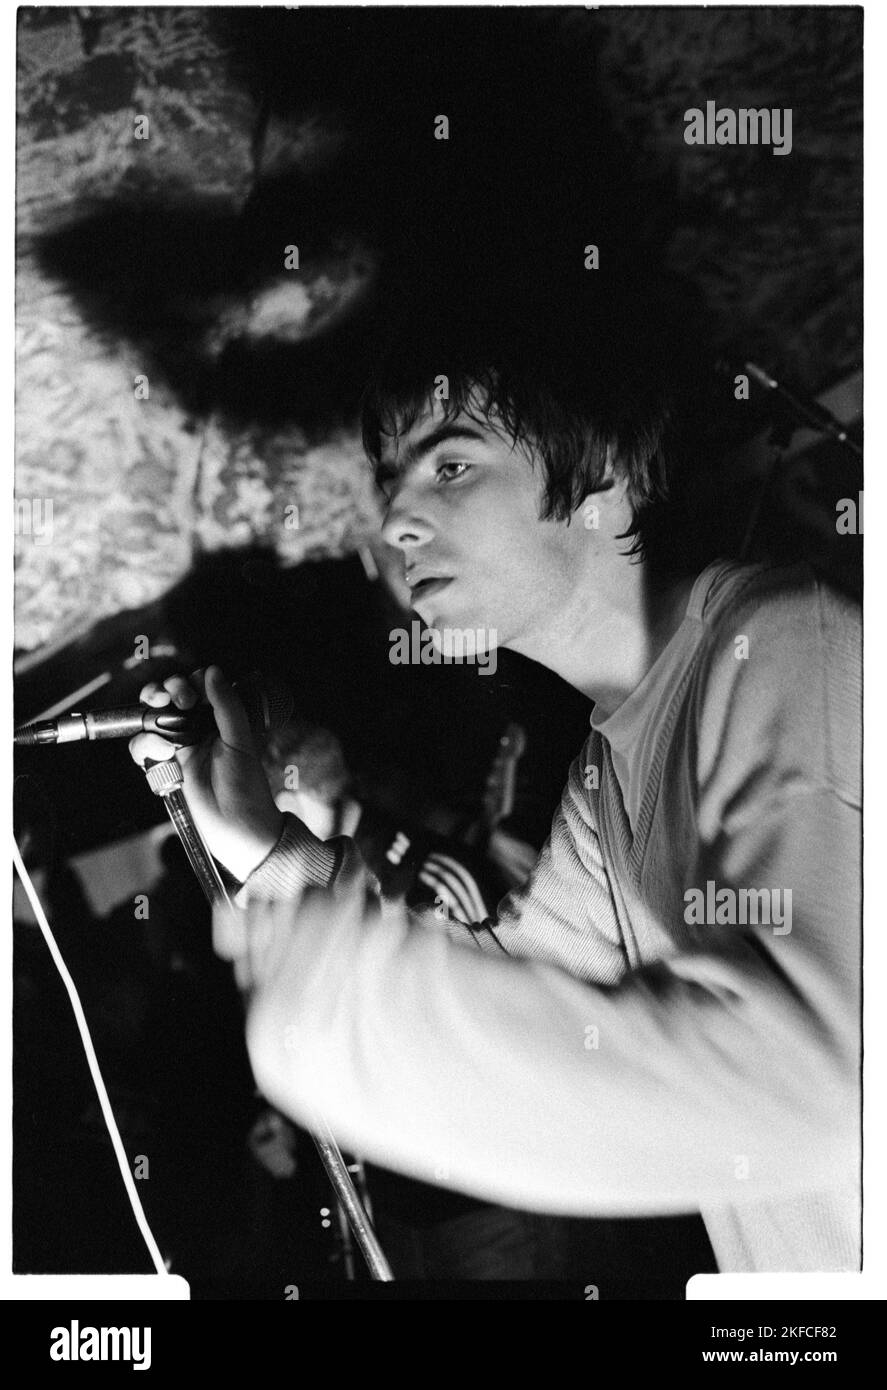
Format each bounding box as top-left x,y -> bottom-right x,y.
743,360 -> 863,459
14,672 -> 293,748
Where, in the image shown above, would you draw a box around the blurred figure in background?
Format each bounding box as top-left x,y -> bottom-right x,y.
261,718 -> 572,1277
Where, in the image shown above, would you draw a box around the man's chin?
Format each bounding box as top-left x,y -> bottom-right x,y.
425,621 -> 500,664
413,587 -> 502,652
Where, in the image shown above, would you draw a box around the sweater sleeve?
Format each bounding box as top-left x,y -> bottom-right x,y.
234,814 -> 349,903
237,733 -> 624,974
241,575 -> 860,1216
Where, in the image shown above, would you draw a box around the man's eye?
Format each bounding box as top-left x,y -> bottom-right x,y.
435,460 -> 470,484
374,466 -> 397,500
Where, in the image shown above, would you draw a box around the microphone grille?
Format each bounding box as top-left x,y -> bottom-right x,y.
239,671 -> 294,739
263,677 -> 295,734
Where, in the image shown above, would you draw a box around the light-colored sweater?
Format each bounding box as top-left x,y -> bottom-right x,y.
240,559 -> 861,1273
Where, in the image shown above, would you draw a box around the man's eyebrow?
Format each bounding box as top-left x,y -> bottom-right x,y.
381,423 -> 488,471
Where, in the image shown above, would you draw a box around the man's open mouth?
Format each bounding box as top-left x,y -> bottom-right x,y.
411,577 -> 453,601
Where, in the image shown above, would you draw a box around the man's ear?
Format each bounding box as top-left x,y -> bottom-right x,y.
578,445 -> 626,531
591,443 -> 619,493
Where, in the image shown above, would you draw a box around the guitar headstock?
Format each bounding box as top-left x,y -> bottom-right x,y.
483,721 -> 527,831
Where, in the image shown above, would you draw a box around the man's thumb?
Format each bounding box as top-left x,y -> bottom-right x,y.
205,665 -> 255,752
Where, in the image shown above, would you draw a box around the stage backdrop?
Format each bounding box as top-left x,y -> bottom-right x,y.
15,7 -> 862,652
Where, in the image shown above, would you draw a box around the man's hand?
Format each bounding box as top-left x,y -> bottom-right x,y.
214,893 -> 302,997
215,878 -> 380,998
128,665 -> 285,882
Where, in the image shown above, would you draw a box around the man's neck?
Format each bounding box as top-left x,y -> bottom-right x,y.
510,562 -> 698,716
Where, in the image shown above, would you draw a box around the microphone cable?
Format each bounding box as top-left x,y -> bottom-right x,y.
12,837 -> 169,1277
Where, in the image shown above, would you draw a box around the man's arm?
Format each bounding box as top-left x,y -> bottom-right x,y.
240,577 -> 860,1217
241,785 -> 857,1216
238,732 -> 626,977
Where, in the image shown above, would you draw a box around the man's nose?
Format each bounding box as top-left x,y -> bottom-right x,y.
380,490 -> 436,551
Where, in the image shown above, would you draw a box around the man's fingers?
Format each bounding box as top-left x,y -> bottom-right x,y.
214,898 -> 293,995
245,896 -> 302,990
220,886 -> 373,995
131,666 -> 251,768
204,664 -> 255,752
128,732 -> 180,766
139,680 -> 172,707
213,900 -> 248,962
164,674 -> 199,709
139,673 -> 201,708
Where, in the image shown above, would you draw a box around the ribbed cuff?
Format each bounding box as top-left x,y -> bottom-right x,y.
235,813 -> 339,904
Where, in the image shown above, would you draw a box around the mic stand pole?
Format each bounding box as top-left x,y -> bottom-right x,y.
142,758 -> 394,1282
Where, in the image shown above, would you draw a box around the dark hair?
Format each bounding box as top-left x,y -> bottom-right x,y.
361,273 -> 722,574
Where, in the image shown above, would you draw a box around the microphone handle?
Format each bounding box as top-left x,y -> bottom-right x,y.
16,705 -> 217,747
15,672 -> 289,747
95,705 -> 216,744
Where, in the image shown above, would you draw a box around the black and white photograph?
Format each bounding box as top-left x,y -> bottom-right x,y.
10,2 -> 870,1324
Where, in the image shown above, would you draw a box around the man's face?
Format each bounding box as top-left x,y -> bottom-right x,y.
377,399 -> 593,654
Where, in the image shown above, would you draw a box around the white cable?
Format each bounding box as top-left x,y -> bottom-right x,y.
12,838 -> 168,1276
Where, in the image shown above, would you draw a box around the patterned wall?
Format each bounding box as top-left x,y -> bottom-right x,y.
15,7 -> 862,651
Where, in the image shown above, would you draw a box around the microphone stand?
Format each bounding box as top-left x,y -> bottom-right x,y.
142,757 -> 394,1283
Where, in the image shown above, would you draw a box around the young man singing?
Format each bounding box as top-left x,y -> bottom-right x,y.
130,284 -> 861,1273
